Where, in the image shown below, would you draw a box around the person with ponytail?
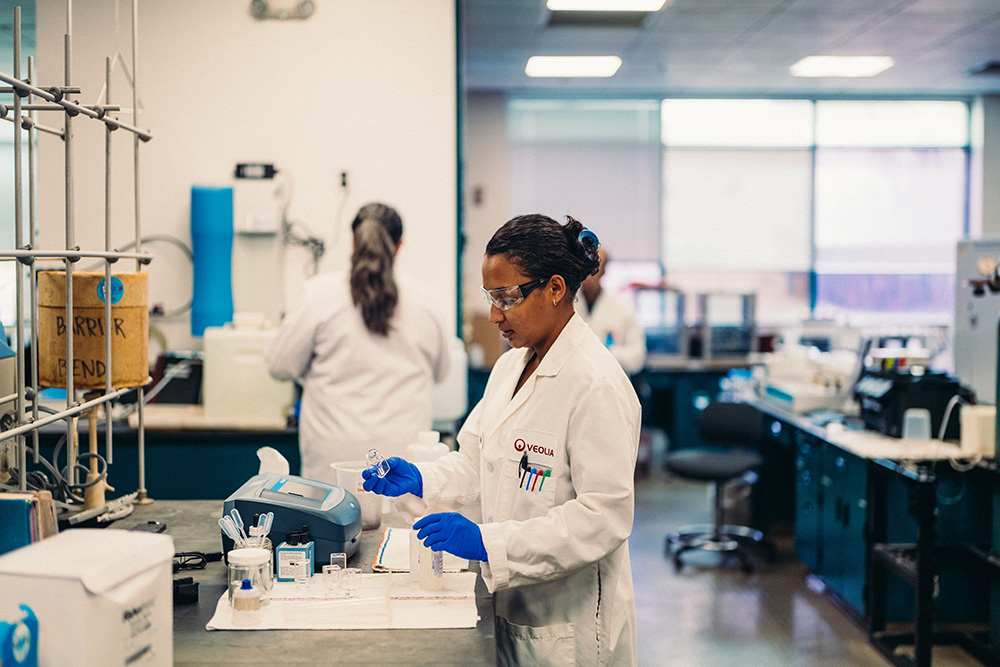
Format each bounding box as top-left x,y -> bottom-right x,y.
267,202 -> 450,484
363,214 -> 641,666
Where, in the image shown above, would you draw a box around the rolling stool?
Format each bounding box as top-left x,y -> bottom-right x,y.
664,401 -> 767,573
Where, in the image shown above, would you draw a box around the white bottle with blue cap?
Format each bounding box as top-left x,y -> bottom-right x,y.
231,579 -> 261,626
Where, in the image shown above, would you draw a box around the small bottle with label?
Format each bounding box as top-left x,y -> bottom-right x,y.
231,579 -> 261,626
275,526 -> 315,582
418,541 -> 444,590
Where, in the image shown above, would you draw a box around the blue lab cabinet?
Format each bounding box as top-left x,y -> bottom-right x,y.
793,430 -> 868,616
794,431 -> 824,574
819,446 -> 868,616
756,415 -> 796,532
743,401 -> 1000,663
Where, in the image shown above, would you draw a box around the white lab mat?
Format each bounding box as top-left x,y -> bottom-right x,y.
206,572 -> 479,630
372,527 -> 469,572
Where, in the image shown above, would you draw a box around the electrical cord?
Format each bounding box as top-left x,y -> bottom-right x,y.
3,403 -> 115,505
80,234 -> 195,318
7,432 -> 109,505
937,394 -> 963,442
5,359 -> 192,502
282,219 -> 325,276
8,405 -> 98,504
934,393 -> 982,473
277,173 -> 326,276
902,393 -> 977,504
113,358 -> 193,420
173,550 -> 223,573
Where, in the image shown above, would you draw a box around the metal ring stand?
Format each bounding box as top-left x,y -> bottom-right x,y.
0,1 -> 155,514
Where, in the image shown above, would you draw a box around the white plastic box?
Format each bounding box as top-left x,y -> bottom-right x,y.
960,404 -> 996,457
0,528 -> 174,666
203,318 -> 294,427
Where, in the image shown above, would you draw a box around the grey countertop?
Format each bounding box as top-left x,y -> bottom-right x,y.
132,500 -> 495,666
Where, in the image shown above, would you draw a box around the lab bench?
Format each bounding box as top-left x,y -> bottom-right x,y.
131,500 -> 496,666
752,399 -> 1000,667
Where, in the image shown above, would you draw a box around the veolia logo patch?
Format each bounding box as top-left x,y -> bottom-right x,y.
512,437 -> 553,457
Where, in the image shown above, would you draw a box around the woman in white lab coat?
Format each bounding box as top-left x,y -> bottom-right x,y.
364,214 -> 641,666
266,203 -> 450,484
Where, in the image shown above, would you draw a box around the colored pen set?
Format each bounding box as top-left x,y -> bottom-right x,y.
518,453 -> 550,492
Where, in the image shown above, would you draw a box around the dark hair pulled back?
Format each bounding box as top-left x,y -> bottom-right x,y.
485,214 -> 600,295
350,203 -> 403,335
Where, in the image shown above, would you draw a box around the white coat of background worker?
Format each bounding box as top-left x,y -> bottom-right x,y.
266,202 -> 450,484
363,214 -> 641,666
575,246 -> 646,376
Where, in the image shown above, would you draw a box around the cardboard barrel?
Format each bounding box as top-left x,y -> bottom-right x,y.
37,271 -> 149,390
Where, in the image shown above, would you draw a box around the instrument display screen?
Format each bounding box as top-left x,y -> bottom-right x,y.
270,479 -> 330,502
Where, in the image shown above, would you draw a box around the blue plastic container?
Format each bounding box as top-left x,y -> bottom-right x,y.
190,186 -> 234,336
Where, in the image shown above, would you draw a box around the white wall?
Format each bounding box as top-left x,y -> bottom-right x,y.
461,91 -> 506,319
976,95 -> 1000,236
36,0 -> 457,354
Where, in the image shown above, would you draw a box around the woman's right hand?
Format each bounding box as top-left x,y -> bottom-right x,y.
361,457 -> 423,497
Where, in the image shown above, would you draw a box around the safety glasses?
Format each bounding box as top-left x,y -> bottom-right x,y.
480,277 -> 548,311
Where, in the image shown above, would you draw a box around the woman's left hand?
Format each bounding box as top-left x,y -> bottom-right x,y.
362,457 -> 422,497
414,512 -> 488,562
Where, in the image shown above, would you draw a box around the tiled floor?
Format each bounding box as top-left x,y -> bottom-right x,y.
631,467 -> 979,667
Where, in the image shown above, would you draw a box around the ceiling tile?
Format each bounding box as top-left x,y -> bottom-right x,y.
462,0 -> 1000,95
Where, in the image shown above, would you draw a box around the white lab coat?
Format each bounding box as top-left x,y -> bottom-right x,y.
574,290 -> 646,375
415,314 -> 640,666
266,271 -> 450,484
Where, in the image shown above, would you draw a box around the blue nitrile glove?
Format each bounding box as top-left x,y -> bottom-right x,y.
361,457 -> 422,497
414,512 -> 488,562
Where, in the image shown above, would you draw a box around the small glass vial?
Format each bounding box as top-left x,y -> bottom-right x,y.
231,579 -> 261,626
366,448 -> 390,478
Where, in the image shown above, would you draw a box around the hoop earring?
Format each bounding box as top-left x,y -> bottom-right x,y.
553,299 -> 558,306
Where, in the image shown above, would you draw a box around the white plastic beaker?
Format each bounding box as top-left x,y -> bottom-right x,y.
330,461 -> 382,530
901,408 -> 932,440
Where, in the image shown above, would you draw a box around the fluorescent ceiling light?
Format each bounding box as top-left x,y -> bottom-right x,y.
547,0 -> 668,10
525,56 -> 622,78
790,56 -> 894,78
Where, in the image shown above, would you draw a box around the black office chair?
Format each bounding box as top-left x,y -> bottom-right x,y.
664,401 -> 767,573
